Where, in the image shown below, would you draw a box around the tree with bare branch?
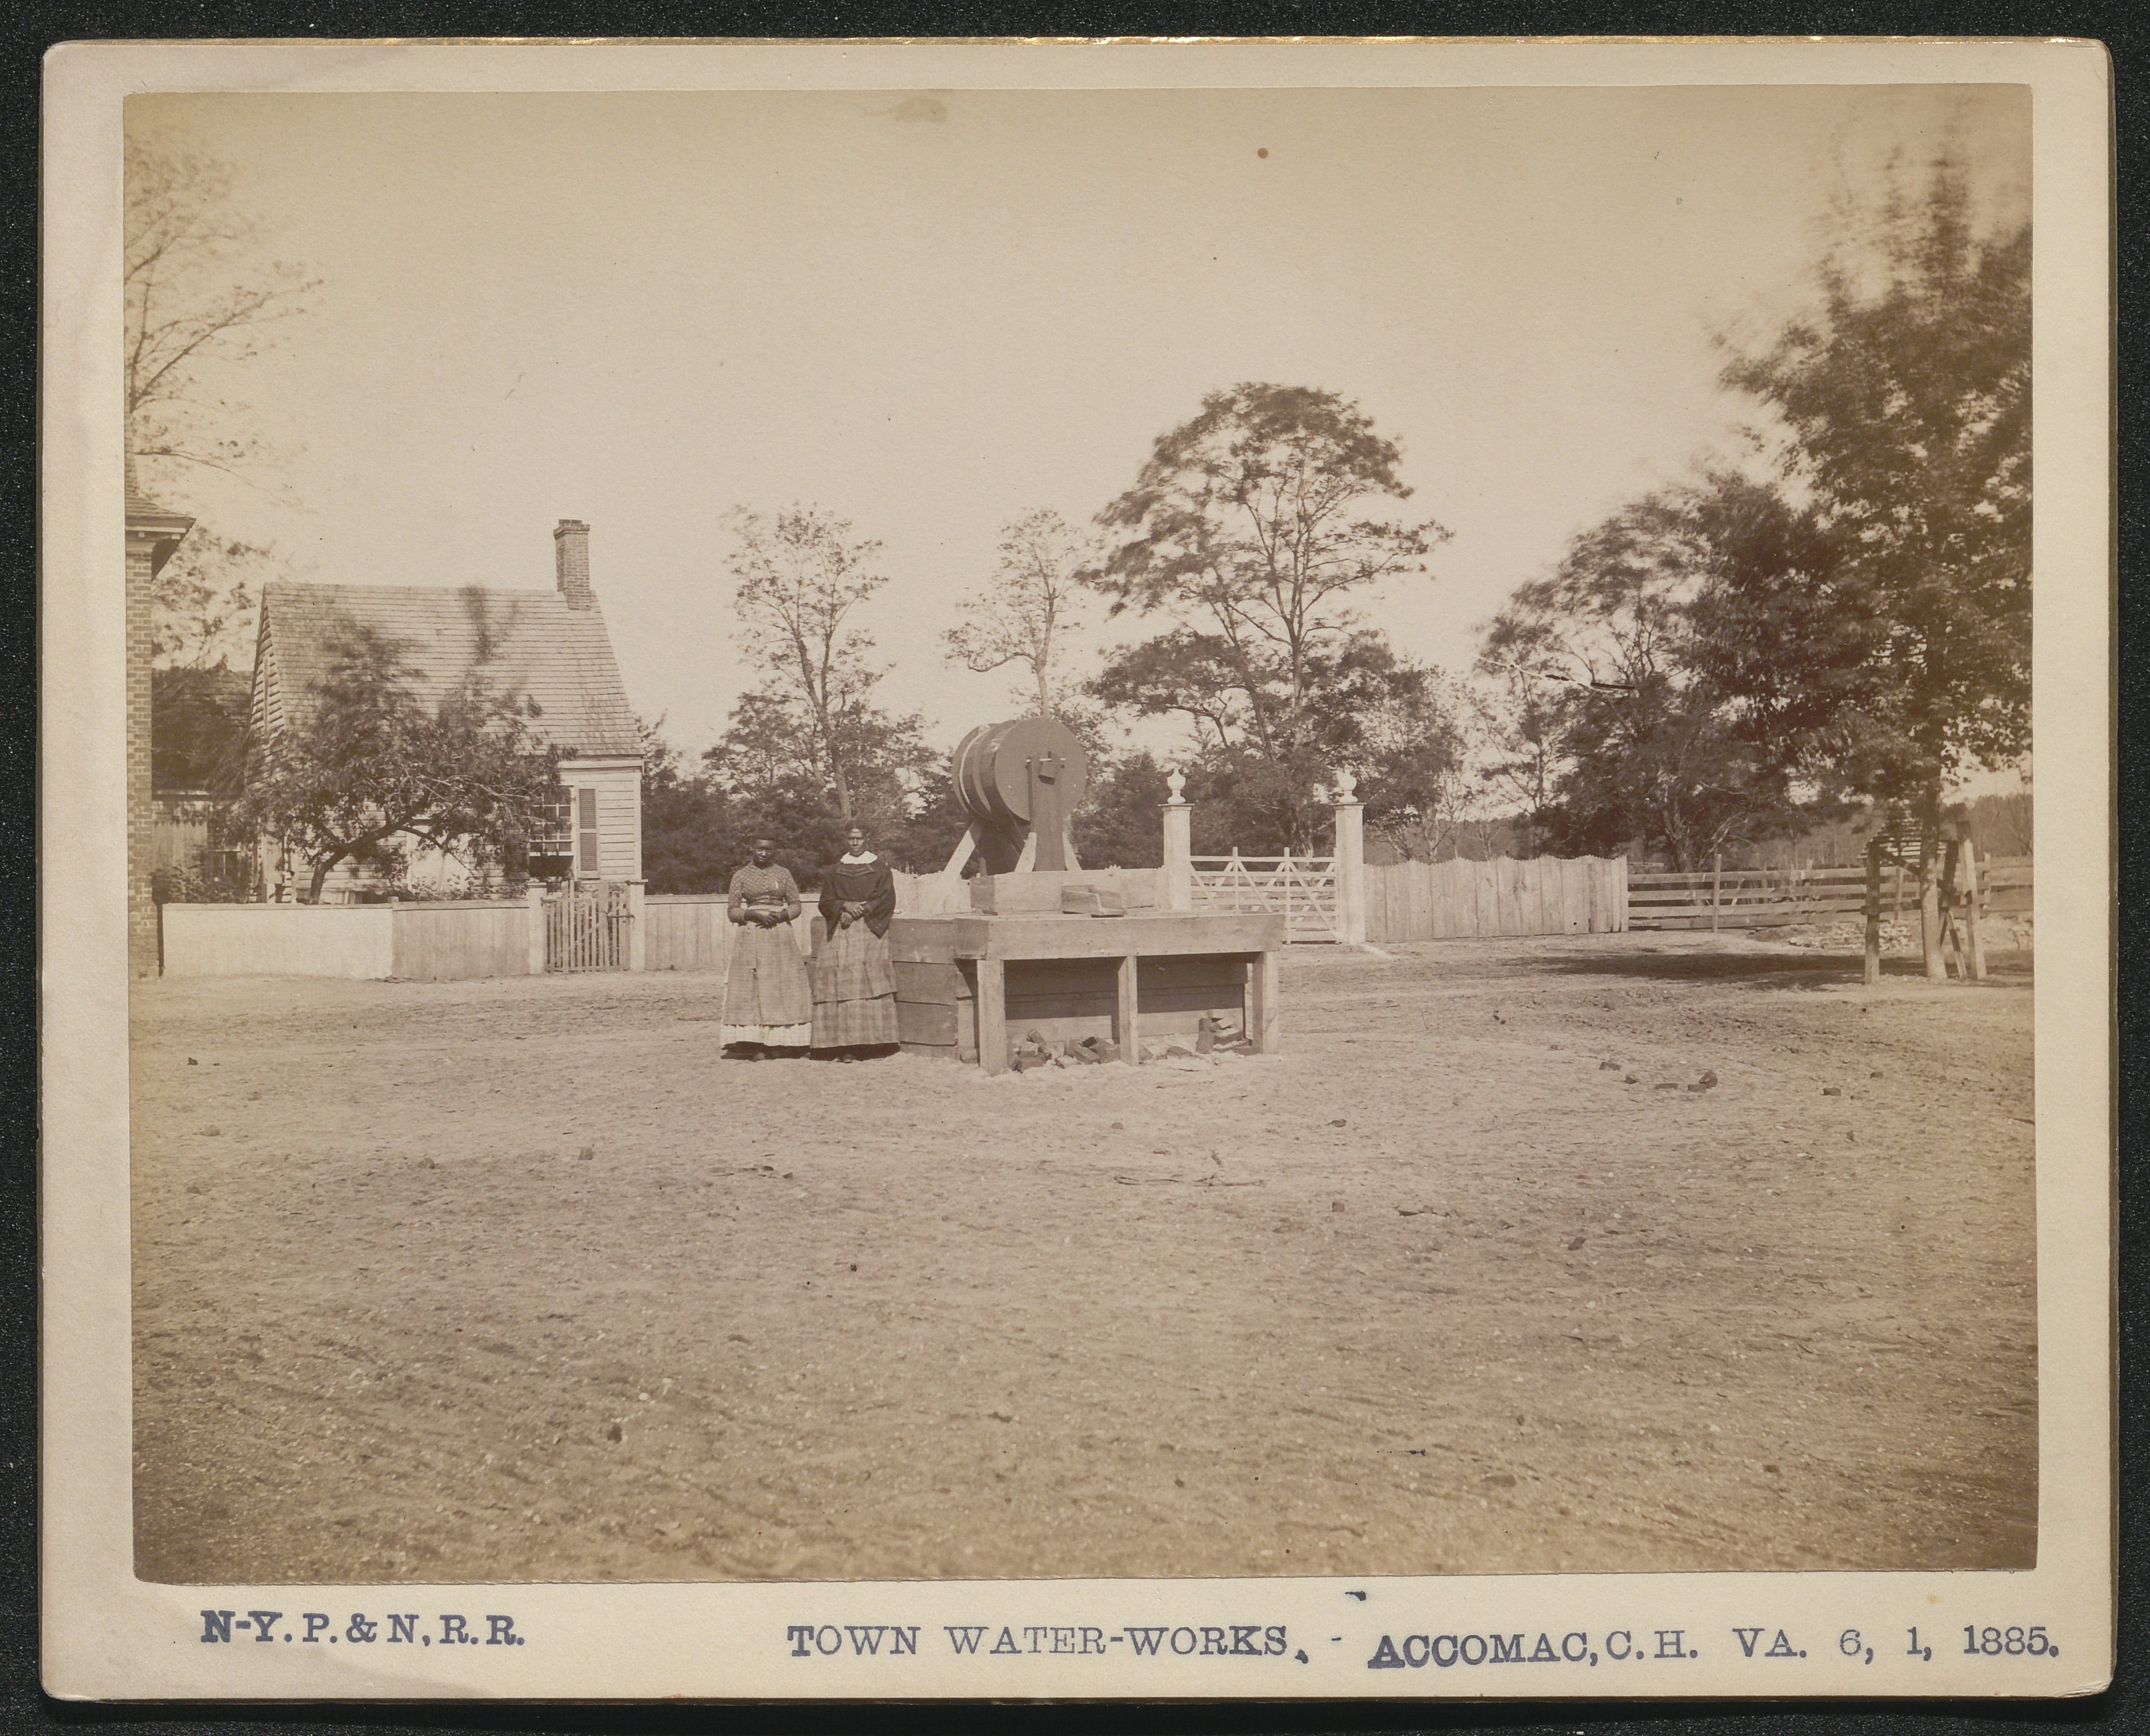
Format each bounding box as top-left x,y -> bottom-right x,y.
126,136 -> 318,489
127,136 -> 320,675
723,505 -> 892,822
944,508 -> 1090,717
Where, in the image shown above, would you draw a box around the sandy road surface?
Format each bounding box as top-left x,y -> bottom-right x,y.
131,933 -> 2035,1583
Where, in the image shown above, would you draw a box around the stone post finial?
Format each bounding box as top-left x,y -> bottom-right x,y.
1333,766 -> 1359,804
1165,767 -> 1187,806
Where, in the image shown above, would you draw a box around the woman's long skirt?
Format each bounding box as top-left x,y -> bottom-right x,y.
812,918 -> 900,1049
722,921 -> 813,1047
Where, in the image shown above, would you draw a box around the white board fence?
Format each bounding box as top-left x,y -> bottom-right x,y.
1362,855 -> 1627,942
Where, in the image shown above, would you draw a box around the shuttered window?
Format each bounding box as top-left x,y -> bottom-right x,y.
576,786 -> 601,877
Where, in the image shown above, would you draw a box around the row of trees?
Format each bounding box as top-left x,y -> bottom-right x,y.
638,157 -> 2026,891
139,130 -> 2028,897
636,382 -> 1471,890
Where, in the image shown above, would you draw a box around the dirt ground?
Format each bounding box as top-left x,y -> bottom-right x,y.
131,932 -> 2037,1584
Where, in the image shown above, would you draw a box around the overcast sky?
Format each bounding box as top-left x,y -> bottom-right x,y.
131,83 -> 2029,763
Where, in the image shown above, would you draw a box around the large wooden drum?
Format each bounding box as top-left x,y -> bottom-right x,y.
950,716 -> 1088,871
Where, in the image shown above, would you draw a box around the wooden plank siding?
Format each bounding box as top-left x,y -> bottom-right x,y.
1361,856 -> 1627,943
390,901 -> 532,980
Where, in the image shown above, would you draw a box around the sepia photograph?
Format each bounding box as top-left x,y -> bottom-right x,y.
115,75 -> 2047,1587
38,35 -> 2114,1703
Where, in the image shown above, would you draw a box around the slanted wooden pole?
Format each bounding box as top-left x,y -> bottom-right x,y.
1938,839 -> 1965,980
926,822 -> 982,916
1863,840 -> 1882,986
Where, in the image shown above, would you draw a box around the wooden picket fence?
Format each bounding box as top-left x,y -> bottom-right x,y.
1362,855 -> 1627,941
546,880 -> 633,971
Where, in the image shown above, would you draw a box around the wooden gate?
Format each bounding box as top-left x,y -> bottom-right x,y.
546,880 -> 633,972
1189,849 -> 1344,943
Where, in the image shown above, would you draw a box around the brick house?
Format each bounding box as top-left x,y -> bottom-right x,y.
126,467 -> 196,976
247,519 -> 643,900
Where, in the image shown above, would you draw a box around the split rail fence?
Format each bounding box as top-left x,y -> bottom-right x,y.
1627,855 -> 2032,932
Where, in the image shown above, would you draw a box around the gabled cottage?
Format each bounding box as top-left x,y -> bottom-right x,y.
249,519 -> 644,896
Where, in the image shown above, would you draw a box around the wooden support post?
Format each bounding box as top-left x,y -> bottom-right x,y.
1961,837 -> 1987,981
975,957 -> 1008,1075
626,880 -> 646,972
1116,951 -> 1139,1063
1863,841 -> 1882,986
1710,850 -> 1723,932
526,883 -> 548,975
1249,947 -> 1281,1054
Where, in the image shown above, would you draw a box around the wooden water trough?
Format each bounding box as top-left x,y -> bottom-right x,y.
896,717 -> 1286,1073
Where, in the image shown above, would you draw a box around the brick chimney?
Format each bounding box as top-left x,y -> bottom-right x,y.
553,519 -> 593,609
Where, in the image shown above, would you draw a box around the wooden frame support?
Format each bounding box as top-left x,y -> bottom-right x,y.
975,957 -> 1008,1075
1249,947 -> 1281,1053
1116,952 -> 1139,1061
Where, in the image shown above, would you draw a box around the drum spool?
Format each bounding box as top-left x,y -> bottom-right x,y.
949,716 -> 1088,873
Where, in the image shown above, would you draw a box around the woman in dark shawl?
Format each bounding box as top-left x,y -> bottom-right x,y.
721,836 -> 814,1058
812,823 -> 899,1060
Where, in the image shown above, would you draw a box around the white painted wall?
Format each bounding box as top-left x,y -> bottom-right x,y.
162,903 -> 395,978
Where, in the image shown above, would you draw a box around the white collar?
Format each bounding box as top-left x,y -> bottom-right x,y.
840,851 -> 877,865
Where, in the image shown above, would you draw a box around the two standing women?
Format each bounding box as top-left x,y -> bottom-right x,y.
721,826 -> 899,1061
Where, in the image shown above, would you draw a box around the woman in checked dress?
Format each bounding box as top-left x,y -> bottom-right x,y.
812,824 -> 900,1061
721,837 -> 814,1058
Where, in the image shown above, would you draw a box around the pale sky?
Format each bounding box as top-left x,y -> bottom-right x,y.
131,83 -> 2030,763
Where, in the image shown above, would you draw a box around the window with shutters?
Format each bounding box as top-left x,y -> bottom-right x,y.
575,785 -> 601,877
525,790 -> 573,881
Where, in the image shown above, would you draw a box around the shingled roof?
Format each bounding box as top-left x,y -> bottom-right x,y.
256,582 -> 640,759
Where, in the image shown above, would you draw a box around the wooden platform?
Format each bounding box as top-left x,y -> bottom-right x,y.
888,909 -> 1285,1075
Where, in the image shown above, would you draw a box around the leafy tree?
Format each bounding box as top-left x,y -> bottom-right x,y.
944,508 -> 1091,717
1709,159 -> 2030,827
1090,630 -> 1251,752
1480,486 -> 1830,869
239,617 -> 559,902
1071,752 -> 1172,870
1091,383 -> 1448,768
637,716 -> 738,895
1534,670 -> 1807,870
150,662 -> 250,798
724,505 -> 896,820
1093,624 -> 1469,854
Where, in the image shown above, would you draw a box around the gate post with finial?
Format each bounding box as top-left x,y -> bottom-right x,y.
1162,767 -> 1193,911
1332,768 -> 1366,945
